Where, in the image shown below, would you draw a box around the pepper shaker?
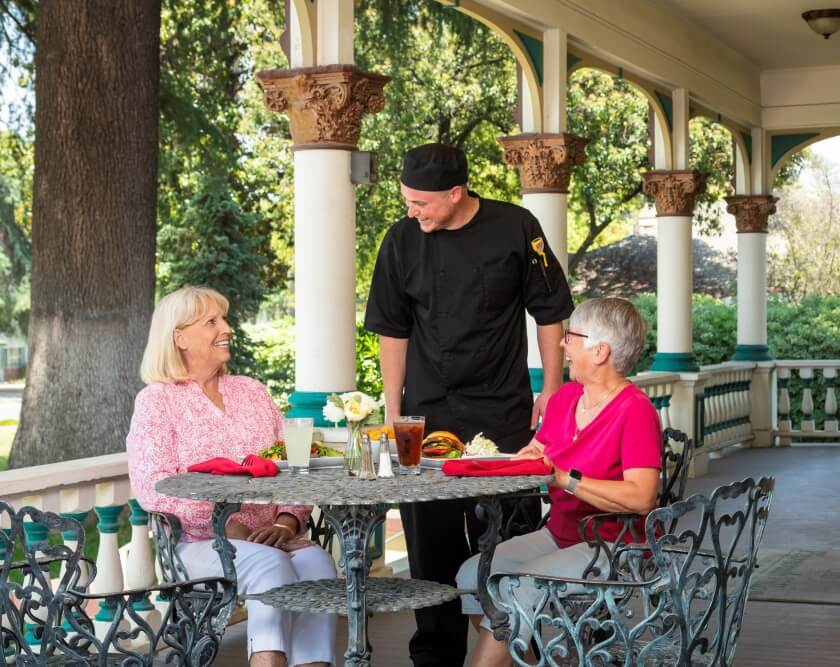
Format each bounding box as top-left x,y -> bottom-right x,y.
377,433 -> 394,478
357,433 -> 377,480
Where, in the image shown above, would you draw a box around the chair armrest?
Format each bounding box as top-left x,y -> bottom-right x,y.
66,574 -> 235,602
576,511 -> 646,579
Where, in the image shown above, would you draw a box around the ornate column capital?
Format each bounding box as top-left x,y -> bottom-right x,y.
724,194 -> 779,234
256,64 -> 390,150
498,133 -> 589,194
642,170 -> 708,216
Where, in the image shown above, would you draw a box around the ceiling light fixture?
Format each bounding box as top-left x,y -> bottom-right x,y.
802,9 -> 840,39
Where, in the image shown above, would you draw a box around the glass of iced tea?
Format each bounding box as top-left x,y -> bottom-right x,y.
393,416 -> 425,475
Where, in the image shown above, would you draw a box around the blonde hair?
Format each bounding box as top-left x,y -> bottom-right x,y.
570,297 -> 648,375
140,286 -> 230,384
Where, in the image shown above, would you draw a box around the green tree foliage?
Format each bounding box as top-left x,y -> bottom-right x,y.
768,151 -> 840,299
566,70 -> 649,272
689,117 -> 734,235
156,0 -> 292,373
354,0 -> 519,291
157,175 -> 267,373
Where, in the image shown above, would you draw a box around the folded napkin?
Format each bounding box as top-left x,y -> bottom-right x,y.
187,455 -> 278,477
441,458 -> 552,477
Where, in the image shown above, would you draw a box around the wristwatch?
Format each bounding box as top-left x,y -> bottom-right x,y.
564,468 -> 582,495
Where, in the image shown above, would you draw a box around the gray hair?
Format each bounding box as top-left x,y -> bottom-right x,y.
569,298 -> 648,375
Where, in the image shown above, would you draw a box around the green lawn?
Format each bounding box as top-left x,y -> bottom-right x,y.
0,424 -> 15,471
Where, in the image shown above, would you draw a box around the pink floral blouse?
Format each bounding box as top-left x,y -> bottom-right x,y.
126,375 -> 312,543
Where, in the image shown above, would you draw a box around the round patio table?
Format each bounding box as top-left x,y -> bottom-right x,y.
156,467 -> 552,667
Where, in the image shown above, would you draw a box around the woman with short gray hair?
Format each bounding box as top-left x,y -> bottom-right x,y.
456,297 -> 662,667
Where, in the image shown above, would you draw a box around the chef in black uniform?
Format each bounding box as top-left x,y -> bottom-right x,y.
364,143 -> 574,667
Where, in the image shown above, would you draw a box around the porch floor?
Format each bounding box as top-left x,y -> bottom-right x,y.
213,445 -> 840,666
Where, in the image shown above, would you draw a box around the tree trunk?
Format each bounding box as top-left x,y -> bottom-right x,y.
9,0 -> 160,468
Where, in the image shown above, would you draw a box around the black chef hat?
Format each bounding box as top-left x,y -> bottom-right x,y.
400,143 -> 468,191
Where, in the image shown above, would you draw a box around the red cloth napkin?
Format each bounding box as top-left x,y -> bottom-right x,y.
187,456 -> 278,477
441,458 -> 552,477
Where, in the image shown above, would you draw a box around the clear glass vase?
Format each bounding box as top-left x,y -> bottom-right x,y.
344,423 -> 362,476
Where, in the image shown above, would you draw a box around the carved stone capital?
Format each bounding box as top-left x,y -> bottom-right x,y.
498,133 -> 589,194
256,65 -> 391,150
642,170 -> 708,216
724,195 -> 779,234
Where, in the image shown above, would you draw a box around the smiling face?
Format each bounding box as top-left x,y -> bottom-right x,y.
400,183 -> 466,233
174,303 -> 231,376
561,328 -> 608,384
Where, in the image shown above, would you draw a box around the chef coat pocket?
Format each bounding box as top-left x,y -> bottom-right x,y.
482,265 -> 517,321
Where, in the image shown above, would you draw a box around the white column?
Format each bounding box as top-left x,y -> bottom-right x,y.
643,168 -> 706,372
256,0 -> 390,423
523,194 -> 568,372
652,112 -> 670,170
521,29 -> 570,394
751,127 -> 767,195
316,0 -> 354,65
726,194 -> 777,362
657,215 -> 693,354
672,88 -> 689,169
737,234 -> 767,344
294,149 -> 357,397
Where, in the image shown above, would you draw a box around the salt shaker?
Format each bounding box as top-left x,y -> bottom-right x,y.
377,433 -> 395,478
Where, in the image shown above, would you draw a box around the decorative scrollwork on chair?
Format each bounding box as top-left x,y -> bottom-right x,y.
1,501 -> 238,665
488,476 -> 774,666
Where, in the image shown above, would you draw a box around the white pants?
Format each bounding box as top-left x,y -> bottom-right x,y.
455,528 -> 608,638
178,539 -> 337,665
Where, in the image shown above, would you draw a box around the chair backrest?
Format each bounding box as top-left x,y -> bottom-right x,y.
149,510 -> 192,584
0,501 -> 95,662
645,476 -> 775,667
660,427 -> 694,507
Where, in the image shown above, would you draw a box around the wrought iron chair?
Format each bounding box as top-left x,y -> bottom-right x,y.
501,427 -> 694,549
488,476 -> 775,667
1,501 -> 237,665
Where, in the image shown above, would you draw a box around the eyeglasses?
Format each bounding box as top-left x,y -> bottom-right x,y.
564,330 -> 589,344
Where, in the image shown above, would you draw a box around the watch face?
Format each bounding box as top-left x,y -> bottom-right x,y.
570,468 -> 582,480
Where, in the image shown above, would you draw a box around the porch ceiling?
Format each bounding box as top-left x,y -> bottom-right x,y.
665,0 -> 840,69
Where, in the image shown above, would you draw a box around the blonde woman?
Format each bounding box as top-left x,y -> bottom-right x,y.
127,286 -> 336,667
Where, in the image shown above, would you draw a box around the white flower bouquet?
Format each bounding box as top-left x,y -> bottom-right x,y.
323,392 -> 382,475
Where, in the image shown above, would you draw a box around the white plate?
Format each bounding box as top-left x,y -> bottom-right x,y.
273,456 -> 344,470
390,453 -> 513,469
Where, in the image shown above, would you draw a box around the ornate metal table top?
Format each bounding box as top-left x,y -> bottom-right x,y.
242,577 -> 460,614
155,468 -> 553,506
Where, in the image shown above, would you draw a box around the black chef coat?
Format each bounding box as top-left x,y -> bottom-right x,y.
364,194 -> 574,451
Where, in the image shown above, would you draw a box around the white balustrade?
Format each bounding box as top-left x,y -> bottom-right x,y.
695,362 -> 755,455
774,361 -> 840,443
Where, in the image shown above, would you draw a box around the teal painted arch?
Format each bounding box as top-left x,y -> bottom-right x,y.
769,129 -> 840,182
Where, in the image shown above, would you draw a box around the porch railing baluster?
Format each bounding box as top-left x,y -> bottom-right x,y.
800,367 -> 815,432
824,368 -> 838,433
777,366 -> 792,446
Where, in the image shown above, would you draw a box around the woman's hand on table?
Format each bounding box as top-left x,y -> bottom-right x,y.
512,439 -> 545,460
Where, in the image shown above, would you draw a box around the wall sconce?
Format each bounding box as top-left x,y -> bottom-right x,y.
802,9 -> 840,39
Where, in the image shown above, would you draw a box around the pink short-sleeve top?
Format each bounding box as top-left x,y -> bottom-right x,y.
535,382 -> 662,547
126,375 -> 312,543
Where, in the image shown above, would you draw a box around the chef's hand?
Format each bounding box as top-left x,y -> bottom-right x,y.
513,439 -> 545,460
530,392 -> 550,430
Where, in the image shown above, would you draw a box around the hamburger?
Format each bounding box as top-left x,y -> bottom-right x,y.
421,431 -> 465,459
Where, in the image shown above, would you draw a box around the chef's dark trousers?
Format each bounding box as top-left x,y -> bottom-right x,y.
400,494 -> 541,667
